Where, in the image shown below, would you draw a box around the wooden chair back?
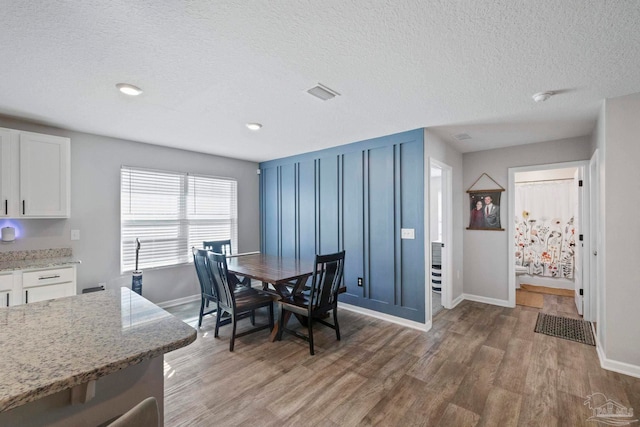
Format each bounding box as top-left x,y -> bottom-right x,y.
192,248 -> 218,301
206,251 -> 235,311
308,251 -> 345,316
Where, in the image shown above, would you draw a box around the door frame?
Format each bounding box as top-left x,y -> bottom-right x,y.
507,160 -> 591,319
428,158 -> 453,318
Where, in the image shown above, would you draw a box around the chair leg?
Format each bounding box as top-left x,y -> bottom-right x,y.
230,312 -> 237,352
268,302 -> 274,331
214,305 -> 221,338
198,297 -> 205,328
333,308 -> 341,341
251,310 -> 256,326
308,318 -> 315,356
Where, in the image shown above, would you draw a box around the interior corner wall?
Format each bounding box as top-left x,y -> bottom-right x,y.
602,92 -> 640,367
424,129 -> 464,302
259,129 -> 426,323
462,136 -> 592,302
0,116 -> 260,304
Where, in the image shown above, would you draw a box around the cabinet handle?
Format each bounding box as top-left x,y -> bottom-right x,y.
25,290 -> 28,304
39,275 -> 61,280
22,200 -> 25,215
4,200 -> 6,215
5,293 -> 8,307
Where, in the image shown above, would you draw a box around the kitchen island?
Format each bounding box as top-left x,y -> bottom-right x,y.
0,287 -> 196,426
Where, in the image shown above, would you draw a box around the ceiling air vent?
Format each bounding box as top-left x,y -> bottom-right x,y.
307,83 -> 340,101
454,133 -> 472,141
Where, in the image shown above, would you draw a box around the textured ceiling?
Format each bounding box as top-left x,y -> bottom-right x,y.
1,1 -> 639,161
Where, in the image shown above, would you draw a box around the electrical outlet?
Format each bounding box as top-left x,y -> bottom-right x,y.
71,229 -> 80,240
357,277 -> 363,287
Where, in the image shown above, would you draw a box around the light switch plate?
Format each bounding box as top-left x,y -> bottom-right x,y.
401,228 -> 415,239
71,229 -> 80,241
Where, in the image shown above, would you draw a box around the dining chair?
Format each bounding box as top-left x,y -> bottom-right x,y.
203,239 -> 252,290
108,396 -> 159,427
277,250 -> 345,355
206,251 -> 275,351
192,248 -> 255,328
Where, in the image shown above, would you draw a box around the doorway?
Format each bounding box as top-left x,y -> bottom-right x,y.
508,161 -> 592,320
429,159 -> 452,320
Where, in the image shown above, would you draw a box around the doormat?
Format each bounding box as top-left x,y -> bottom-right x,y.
534,313 -> 595,346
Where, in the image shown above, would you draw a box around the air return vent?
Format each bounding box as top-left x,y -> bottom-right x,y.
454,133 -> 472,141
307,83 -> 340,101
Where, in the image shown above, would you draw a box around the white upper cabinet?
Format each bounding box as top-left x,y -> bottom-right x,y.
19,131 -> 70,218
0,128 -> 17,217
0,127 -> 70,218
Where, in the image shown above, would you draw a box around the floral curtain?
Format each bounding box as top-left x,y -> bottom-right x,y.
514,180 -> 576,279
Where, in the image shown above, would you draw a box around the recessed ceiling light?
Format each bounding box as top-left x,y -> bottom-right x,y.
116,83 -> 143,96
532,91 -> 554,102
246,123 -> 262,131
307,83 -> 340,101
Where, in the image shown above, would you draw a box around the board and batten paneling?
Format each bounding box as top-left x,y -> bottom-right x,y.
259,129 -> 425,322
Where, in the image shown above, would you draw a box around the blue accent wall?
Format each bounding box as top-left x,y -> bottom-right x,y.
259,129 -> 425,322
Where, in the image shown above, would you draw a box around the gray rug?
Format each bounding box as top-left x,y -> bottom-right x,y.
534,313 -> 596,346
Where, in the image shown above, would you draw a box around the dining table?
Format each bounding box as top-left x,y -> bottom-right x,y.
226,252 -> 315,341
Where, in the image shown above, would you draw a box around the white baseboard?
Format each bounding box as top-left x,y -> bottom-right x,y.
450,294 -> 465,308
338,302 -> 431,332
157,294 -> 200,309
595,340 -> 640,379
462,293 -> 513,308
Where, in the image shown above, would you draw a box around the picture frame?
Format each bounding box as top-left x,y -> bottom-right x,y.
466,173 -> 505,231
467,191 -> 504,230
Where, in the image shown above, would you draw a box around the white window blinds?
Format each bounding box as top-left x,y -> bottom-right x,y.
121,166 -> 238,272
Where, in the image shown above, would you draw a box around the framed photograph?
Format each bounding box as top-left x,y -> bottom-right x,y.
467,190 -> 504,230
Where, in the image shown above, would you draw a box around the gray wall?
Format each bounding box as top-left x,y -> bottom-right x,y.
462,136 -> 592,301
601,92 -> 640,366
0,116 -> 260,304
424,129 -> 464,302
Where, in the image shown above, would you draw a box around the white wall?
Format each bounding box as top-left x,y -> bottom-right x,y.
601,92 -> 640,367
462,136 -> 592,301
0,116 -> 260,304
424,129 -> 464,302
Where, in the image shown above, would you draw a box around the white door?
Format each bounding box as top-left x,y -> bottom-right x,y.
429,159 -> 453,313
574,168 -> 583,315
19,131 -> 70,217
589,150 -> 599,323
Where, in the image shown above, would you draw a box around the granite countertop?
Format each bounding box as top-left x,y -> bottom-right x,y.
0,248 -> 81,272
0,256 -> 81,272
0,288 -> 196,413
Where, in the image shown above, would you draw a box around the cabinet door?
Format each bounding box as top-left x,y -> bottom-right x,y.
24,282 -> 73,304
0,128 -> 15,217
0,290 -> 10,307
19,131 -> 70,217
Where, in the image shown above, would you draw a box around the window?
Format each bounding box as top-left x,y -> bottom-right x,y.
121,166 -> 237,272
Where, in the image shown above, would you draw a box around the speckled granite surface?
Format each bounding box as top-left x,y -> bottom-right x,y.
0,248 -> 80,272
0,288 -> 196,413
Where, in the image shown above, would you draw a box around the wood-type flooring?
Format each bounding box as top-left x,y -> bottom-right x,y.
163,295 -> 640,426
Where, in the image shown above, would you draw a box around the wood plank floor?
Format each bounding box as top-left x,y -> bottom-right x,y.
163,295 -> 640,426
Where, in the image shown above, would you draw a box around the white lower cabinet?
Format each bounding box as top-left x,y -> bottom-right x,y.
22,267 -> 75,304
0,290 -> 10,307
24,282 -> 73,304
0,273 -> 13,307
0,266 -> 76,306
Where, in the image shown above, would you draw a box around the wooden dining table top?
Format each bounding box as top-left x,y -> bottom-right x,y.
226,253 -> 315,286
